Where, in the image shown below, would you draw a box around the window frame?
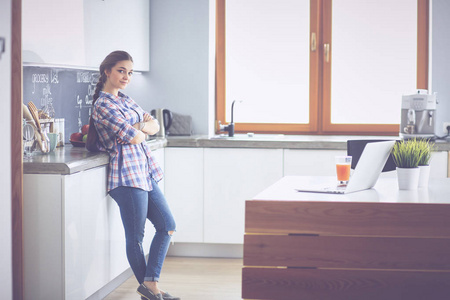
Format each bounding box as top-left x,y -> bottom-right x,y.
215,0 -> 429,136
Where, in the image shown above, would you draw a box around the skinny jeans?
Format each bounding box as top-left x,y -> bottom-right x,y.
109,178 -> 176,283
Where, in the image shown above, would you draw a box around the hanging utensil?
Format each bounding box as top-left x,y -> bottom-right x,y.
23,104 -> 46,152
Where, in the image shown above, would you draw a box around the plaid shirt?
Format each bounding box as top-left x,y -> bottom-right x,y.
92,91 -> 163,192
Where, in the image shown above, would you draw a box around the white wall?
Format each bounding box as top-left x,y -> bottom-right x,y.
432,0 -> 450,137
127,0 -> 212,135
0,0 -> 13,299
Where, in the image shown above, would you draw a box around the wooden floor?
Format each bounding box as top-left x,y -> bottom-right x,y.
104,257 -> 243,300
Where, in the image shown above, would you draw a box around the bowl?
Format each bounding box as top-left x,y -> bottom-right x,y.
70,140 -> 86,147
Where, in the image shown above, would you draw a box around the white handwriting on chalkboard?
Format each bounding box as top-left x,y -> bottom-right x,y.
32,73 -> 49,84
31,73 -> 49,94
77,71 -> 98,106
78,110 -> 82,132
85,95 -> 93,105
77,71 -> 91,83
87,85 -> 95,100
77,95 -> 83,108
77,71 -> 99,85
40,84 -> 53,108
51,70 -> 59,84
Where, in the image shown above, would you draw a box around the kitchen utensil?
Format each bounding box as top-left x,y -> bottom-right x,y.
150,109 -> 173,137
28,101 -> 48,152
23,119 -> 35,159
27,101 -> 41,131
23,103 -> 47,152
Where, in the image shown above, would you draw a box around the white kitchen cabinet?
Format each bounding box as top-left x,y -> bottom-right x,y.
63,166 -> 115,299
24,167 -> 118,300
203,148 -> 283,244
429,151 -> 448,178
283,149 -> 347,176
22,0 -> 149,70
24,165 -> 152,300
84,0 -> 149,71
164,147 -> 204,243
23,173 -> 65,300
22,0 -> 86,66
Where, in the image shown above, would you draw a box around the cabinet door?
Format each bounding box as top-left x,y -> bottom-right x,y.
23,174 -> 64,300
429,151 -> 448,178
22,0 -> 149,70
284,149 -> 347,176
64,166 -> 115,299
164,148 -> 204,243
22,0 -> 86,66
84,0 -> 150,70
204,148 -> 283,244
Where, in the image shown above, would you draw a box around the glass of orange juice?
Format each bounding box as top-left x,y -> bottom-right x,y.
335,156 -> 352,186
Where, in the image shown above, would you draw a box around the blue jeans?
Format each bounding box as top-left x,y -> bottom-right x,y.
109,179 -> 176,283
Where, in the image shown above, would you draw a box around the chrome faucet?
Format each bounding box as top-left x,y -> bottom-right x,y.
219,100 -> 242,137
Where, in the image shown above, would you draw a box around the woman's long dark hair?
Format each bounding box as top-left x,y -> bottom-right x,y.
93,50 -> 133,103
87,51 -> 133,152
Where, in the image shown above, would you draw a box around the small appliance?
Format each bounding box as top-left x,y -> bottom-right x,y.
150,109 -> 173,137
400,90 -> 437,139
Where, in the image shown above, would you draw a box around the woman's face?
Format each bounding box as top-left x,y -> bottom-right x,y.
105,60 -> 134,93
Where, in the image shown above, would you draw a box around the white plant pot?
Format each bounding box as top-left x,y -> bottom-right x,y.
418,165 -> 431,188
396,167 -> 420,190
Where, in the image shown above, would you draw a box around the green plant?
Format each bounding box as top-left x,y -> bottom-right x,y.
417,138 -> 435,166
391,138 -> 424,168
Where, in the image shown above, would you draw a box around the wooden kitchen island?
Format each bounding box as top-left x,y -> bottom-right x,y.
243,176 -> 450,300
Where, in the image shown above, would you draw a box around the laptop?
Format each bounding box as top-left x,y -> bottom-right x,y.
295,140 -> 396,194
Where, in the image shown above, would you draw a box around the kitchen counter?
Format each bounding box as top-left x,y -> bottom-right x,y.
167,134 -> 450,151
23,135 -> 450,175
23,138 -> 167,175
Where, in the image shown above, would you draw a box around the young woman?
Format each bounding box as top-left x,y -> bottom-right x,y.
90,51 -> 179,300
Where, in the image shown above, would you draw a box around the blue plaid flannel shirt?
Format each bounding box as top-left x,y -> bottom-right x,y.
92,91 -> 163,192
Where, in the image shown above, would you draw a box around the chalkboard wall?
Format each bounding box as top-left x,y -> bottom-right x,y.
23,66 -> 100,143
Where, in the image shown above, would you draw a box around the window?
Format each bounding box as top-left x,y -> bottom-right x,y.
216,0 -> 429,135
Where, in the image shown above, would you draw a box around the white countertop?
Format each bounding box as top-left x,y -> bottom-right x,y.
252,176 -> 450,204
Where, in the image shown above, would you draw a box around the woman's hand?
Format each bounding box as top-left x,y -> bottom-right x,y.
133,113 -> 160,136
143,114 -> 160,135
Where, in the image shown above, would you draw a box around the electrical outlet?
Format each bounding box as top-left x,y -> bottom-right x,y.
443,122 -> 450,132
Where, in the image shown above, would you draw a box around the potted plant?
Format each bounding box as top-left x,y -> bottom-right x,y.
416,138 -> 435,188
391,139 -> 423,190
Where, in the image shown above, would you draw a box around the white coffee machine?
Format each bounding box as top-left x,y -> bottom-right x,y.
400,90 -> 437,139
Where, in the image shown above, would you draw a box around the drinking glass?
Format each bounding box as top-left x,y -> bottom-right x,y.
336,156 -> 352,186
23,119 -> 35,159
